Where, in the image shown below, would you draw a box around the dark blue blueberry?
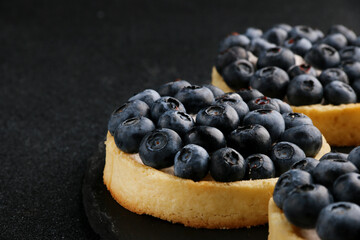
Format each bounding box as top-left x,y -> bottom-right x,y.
340,46 -> 360,62
273,23 -> 292,33
319,68 -> 349,86
139,128 -> 182,169
174,85 -> 214,114
284,37 -> 312,57
341,60 -> 360,83
203,84 -> 225,98
286,74 -> 323,106
244,27 -> 263,40
247,96 -> 280,112
245,154 -> 275,180
355,36 -> 360,47
322,33 -> 348,50
174,144 -> 209,181
287,64 -> 317,79
328,24 -> 357,45
157,80 -> 191,97
320,152 -> 349,161
184,126 -> 226,153
291,157 -> 319,173
250,66 -> 290,99
210,147 -> 246,182
280,124 -> 322,157
243,109 -> 285,142
227,124 -> 272,157
249,38 -> 276,57
256,47 -> 295,71
128,89 -> 161,107
196,104 -> 239,133
348,146 -> 360,170
312,159 -> 359,190
215,46 -> 248,74
215,97 -> 249,123
352,79 -> 360,102
237,87 -> 264,102
304,43 -> 340,70
333,172 -> 360,205
324,81 -> 357,105
272,98 -> 293,114
150,96 -> 186,122
222,59 -> 254,89
283,184 -> 333,229
114,116 -> 155,153
217,92 -> 243,101
282,112 -> 313,129
273,169 -> 313,209
316,202 -> 360,240
218,32 -> 250,52
270,141 -> 306,175
263,27 -> 288,46
108,100 -> 150,135
289,25 -> 320,43
157,110 -> 195,137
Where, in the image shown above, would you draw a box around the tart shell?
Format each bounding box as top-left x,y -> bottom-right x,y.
104,132 -> 330,229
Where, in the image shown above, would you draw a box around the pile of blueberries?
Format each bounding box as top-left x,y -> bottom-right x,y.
216,24 -> 360,105
108,79 -> 323,182
273,149 -> 360,239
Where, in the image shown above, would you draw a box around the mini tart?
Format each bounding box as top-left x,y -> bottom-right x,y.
211,67 -> 360,147
104,131 -> 330,229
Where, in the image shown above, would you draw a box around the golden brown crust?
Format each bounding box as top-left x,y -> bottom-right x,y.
211,67 -> 360,147
104,132 -> 329,229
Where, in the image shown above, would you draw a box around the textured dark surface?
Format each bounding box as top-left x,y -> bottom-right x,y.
1,0 -> 360,239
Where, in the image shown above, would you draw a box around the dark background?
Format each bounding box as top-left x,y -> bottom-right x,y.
1,0 -> 360,239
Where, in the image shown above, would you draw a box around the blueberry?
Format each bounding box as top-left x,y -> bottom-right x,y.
287,64 -> 317,79
218,32 -> 250,52
215,97 -> 249,123
243,109 -> 285,142
236,87 -> 264,102
250,66 -> 290,99
247,96 -> 280,112
139,128 -> 182,169
319,152 -> 349,161
245,27 -> 263,40
289,25 -> 320,43
352,79 -> 360,101
348,146 -> 360,169
150,96 -> 186,122
273,169 -> 313,209
245,154 -> 275,180
304,43 -> 340,70
319,68 -> 349,86
282,112 -> 313,129
333,172 -> 360,205
227,124 -> 272,157
291,157 -> 319,173
316,202 -> 360,240
210,147 -> 246,182
114,116 -> 155,153
286,74 -> 323,106
270,141 -> 306,175
280,124 -> 322,157
328,24 -> 357,45
263,27 -> 288,45
175,85 -> 214,114
215,46 -> 248,74
217,92 -> 243,101
312,159 -> 359,190
196,104 -> 239,133
283,184 -> 333,229
272,98 -> 293,114
324,81 -> 357,105
184,126 -> 226,153
108,100 -> 150,135
203,84 -> 225,98
322,33 -> 348,50
340,46 -> 360,62
249,38 -> 276,57
273,23 -> 292,33
222,59 -> 254,89
341,61 -> 360,83
157,110 -> 195,137
284,37 -> 312,57
128,89 -> 161,107
257,47 -> 295,71
157,80 -> 191,97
